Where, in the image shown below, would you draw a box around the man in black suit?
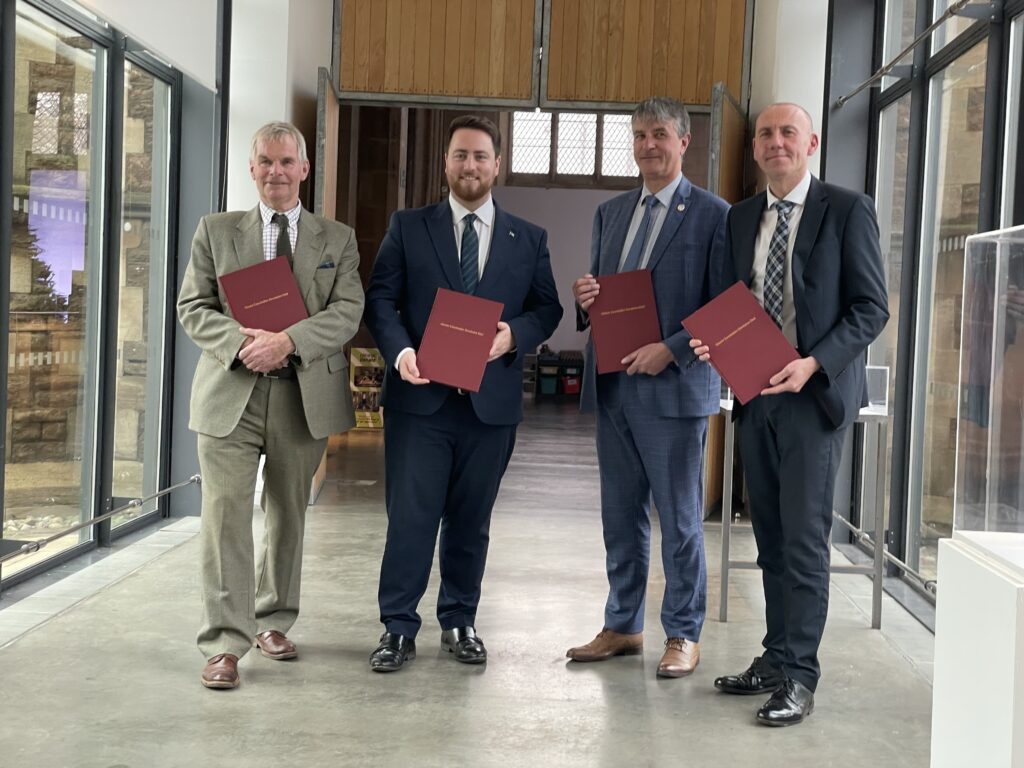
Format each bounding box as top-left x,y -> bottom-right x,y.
364,115 -> 563,672
691,103 -> 888,725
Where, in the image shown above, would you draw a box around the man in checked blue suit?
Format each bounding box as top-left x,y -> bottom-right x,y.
568,97 -> 729,678
364,115 -> 562,672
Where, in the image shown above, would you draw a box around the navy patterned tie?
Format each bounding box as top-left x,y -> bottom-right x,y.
620,195 -> 660,272
764,200 -> 794,328
460,212 -> 479,294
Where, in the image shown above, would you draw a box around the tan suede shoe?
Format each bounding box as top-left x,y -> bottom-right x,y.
566,629 -> 643,661
656,638 -> 699,678
201,653 -> 240,689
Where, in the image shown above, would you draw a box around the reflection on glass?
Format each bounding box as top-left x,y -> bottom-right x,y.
3,2 -> 105,578
1001,15 -> 1022,228
909,40 -> 988,580
932,0 -> 977,54
882,0 -> 918,89
866,94 -> 911,539
111,63 -> 171,528
956,228 -> 1024,533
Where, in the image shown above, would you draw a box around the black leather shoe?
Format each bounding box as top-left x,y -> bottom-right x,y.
756,678 -> 815,726
369,632 -> 416,673
714,655 -> 786,695
440,626 -> 487,664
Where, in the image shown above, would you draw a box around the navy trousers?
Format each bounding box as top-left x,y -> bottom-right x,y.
737,390 -> 848,691
377,392 -> 516,638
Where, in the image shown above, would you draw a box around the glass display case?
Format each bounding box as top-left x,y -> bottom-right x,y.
955,224 -> 1024,533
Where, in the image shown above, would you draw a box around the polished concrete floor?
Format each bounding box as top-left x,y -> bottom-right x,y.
0,402 -> 933,767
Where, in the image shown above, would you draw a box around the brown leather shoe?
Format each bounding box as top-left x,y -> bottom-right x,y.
657,638 -> 700,678
201,653 -> 239,689
566,629 -> 643,662
254,629 -> 298,660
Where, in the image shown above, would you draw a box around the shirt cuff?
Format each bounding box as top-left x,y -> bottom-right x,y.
395,347 -> 414,371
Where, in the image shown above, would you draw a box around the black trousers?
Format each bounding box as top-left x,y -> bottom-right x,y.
737,390 -> 848,691
377,392 -> 516,638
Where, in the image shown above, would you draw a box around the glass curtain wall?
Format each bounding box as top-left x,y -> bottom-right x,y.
110,61 -> 171,529
1,0 -> 178,581
932,0 -> 978,51
881,0 -> 919,88
3,1 -> 106,577
866,93 -> 913,540
907,39 -> 989,579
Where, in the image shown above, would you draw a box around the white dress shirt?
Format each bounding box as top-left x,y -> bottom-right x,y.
395,194 -> 495,370
259,201 -> 301,260
617,173 -> 683,271
449,194 -> 494,280
751,171 -> 812,348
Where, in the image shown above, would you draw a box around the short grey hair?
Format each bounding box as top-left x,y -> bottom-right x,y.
632,97 -> 691,138
250,121 -> 308,163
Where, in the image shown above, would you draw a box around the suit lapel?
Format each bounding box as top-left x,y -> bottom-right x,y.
600,189 -> 641,275
645,177 -> 693,273
232,207 -> 264,270
791,177 -> 827,277
425,202 -> 463,290
295,210 -> 326,304
734,193 -> 767,286
477,204 -> 513,294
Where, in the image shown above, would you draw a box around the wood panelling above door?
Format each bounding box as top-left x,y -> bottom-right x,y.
542,0 -> 747,107
337,0 -> 542,106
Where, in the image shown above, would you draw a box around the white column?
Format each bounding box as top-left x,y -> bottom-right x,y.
749,0 -> 829,176
227,0 -> 333,211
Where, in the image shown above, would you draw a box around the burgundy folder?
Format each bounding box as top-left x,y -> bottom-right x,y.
588,270 -> 662,374
417,288 -> 504,392
682,281 -> 799,404
218,258 -> 308,332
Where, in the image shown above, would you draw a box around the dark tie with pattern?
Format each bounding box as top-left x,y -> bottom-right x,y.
461,212 -> 479,294
764,200 -> 794,328
271,212 -> 292,265
620,194 -> 660,272
267,212 -> 294,377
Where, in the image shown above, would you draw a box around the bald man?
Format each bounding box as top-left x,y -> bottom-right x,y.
691,103 -> 888,725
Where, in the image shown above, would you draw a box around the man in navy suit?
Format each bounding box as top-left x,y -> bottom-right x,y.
567,97 -> 728,678
364,115 -> 562,672
693,103 -> 888,725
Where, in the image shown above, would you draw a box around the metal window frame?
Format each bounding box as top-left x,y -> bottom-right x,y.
854,0 -> 1018,610
1004,3 -> 1024,226
0,0 -> 14,587
98,46 -> 183,545
0,0 -> 184,588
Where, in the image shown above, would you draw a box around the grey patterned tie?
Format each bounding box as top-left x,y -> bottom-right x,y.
460,212 -> 479,294
764,200 -> 794,328
620,195 -> 660,272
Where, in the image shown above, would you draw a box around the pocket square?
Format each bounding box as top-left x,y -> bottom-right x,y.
317,261 -> 336,269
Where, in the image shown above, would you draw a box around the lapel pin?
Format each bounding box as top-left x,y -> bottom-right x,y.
677,204 -> 685,212
509,230 -> 516,238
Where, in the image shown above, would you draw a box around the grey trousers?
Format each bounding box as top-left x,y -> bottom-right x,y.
196,376 -> 326,660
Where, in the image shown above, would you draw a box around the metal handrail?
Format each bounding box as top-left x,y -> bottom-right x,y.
832,513 -> 938,595
834,0 -> 977,108
0,474 -> 201,566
